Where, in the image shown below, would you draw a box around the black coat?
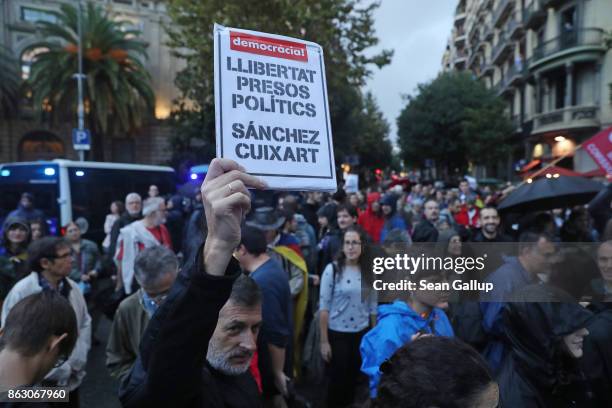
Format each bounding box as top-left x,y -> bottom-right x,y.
581,304 -> 612,406
498,285 -> 595,408
118,251 -> 261,408
412,219 -> 438,243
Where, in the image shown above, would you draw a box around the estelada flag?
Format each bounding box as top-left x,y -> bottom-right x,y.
583,126 -> 612,175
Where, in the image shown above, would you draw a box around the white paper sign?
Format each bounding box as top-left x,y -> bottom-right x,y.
214,24 -> 337,192
344,174 -> 359,193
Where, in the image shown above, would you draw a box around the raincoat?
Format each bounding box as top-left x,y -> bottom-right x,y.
499,284 -> 595,407
360,300 -> 454,398
358,192 -> 384,243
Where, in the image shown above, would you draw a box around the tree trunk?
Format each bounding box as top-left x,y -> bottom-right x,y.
89,119 -> 104,162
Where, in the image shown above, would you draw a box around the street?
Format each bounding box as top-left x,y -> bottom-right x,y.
81,317 -> 120,408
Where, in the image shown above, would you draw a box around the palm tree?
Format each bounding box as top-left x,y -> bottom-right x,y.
0,45 -> 20,118
25,2 -> 154,160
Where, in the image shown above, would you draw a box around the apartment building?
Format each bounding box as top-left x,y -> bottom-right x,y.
0,0 -> 184,164
443,0 -> 612,174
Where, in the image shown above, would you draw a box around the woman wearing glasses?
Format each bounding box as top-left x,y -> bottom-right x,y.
319,225 -> 377,407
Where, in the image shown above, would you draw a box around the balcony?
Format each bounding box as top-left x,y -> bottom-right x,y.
532,104 -> 600,135
476,39 -> 487,53
493,61 -> 527,95
506,60 -> 527,86
468,23 -> 480,43
507,12 -> 524,40
479,0 -> 495,13
478,61 -> 494,78
468,51 -> 481,69
454,28 -> 467,47
491,31 -> 514,65
493,0 -> 515,28
531,28 -> 606,70
523,1 -> 546,29
454,49 -> 468,68
455,4 -> 467,24
483,25 -> 494,41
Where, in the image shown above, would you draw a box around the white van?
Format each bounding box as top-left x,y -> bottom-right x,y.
0,160 -> 176,242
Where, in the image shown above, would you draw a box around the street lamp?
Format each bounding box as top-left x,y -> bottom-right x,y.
73,0 -> 86,162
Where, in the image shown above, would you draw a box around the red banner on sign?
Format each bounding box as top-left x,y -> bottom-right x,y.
583,126 -> 612,175
229,31 -> 308,62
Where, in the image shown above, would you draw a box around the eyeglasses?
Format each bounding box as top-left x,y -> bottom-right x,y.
344,241 -> 362,247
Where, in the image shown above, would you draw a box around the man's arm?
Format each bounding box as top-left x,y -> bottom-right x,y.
119,158 -> 265,407
268,344 -> 288,396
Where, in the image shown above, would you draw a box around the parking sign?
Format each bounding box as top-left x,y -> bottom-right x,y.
72,128 -> 91,151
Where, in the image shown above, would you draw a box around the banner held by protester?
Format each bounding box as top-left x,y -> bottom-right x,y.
214,24 -> 337,192
583,126 -> 612,175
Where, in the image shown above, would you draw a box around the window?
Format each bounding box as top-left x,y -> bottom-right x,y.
21,7 -> 57,24
20,47 -> 48,80
69,168 -> 175,241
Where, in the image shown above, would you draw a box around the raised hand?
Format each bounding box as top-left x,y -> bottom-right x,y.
201,158 -> 266,276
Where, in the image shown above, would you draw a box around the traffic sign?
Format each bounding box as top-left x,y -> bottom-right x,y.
72,128 -> 91,150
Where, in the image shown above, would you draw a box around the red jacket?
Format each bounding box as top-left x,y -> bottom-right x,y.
454,205 -> 480,229
358,192 -> 385,243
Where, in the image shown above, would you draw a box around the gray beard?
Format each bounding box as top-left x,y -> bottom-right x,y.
206,339 -> 252,376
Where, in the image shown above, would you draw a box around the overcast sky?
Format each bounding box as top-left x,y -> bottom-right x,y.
363,1 -> 456,145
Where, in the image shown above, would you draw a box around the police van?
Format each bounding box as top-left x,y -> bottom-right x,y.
0,160 -> 176,242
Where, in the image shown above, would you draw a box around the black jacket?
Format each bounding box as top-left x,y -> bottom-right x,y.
581,304 -> 612,406
118,250 -> 261,408
498,285 -> 595,408
412,219 -> 438,243
470,230 -> 513,243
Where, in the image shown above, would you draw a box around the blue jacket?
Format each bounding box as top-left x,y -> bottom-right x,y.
360,300 -> 454,398
379,215 -> 407,242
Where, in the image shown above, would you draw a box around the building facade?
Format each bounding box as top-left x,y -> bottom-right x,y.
0,0 -> 184,164
443,0 -> 612,174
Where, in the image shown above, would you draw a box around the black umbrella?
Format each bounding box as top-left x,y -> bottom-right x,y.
498,176 -> 604,213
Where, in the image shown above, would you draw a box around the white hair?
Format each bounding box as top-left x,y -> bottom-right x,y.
125,192 -> 142,203
142,197 -> 164,217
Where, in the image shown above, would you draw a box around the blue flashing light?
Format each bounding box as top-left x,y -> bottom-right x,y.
44,167 -> 56,176
0,169 -> 9,177
190,173 -> 198,180
75,170 -> 85,177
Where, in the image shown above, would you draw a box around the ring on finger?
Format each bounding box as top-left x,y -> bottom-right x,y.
227,182 -> 234,194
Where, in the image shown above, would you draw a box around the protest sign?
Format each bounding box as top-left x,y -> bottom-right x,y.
214,24 -> 337,191
344,174 -> 359,193
583,126 -> 612,175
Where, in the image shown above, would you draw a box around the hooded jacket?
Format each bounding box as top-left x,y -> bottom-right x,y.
379,194 -> 407,243
358,192 -> 384,243
498,284 -> 595,408
360,300 -> 454,398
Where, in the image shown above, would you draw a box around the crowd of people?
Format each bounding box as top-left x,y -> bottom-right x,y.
0,159 -> 610,407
